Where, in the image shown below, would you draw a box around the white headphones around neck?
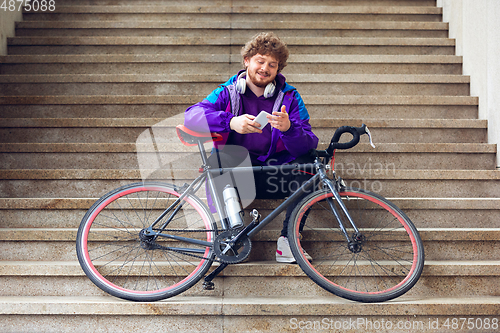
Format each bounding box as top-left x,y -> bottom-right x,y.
235,71 -> 276,98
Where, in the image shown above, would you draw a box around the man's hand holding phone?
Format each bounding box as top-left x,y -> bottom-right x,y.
230,114 -> 263,134
230,106 -> 289,134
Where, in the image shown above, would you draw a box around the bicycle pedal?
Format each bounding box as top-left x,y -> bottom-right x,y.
250,209 -> 261,223
202,281 -> 215,291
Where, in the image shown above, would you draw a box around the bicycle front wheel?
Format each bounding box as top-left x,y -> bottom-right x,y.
76,182 -> 216,302
288,187 -> 424,303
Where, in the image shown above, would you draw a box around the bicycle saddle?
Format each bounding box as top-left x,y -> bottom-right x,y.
176,125 -> 223,146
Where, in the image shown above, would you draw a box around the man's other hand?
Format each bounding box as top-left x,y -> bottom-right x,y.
268,105 -> 291,132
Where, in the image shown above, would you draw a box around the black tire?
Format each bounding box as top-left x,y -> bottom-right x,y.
288,187 -> 424,303
76,182 -> 216,302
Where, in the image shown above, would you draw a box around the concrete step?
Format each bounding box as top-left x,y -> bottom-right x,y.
314,117 -> 486,143
9,44 -> 455,56
0,227 -> 498,261
0,73 -> 470,84
56,0 -> 438,7
27,4 -> 443,13
22,5 -> 443,23
0,103 -> 479,120
0,74 -> 470,96
1,295 -> 499,332
0,260 -> 499,298
0,54 -> 464,75
6,37 -> 455,56
0,53 -> 464,64
15,21 -> 449,38
1,169 -> 500,198
16,20 -> 447,30
0,117 -> 486,144
0,142 -> 495,170
2,197 -> 499,229
0,92 -> 479,111
3,227 -> 499,243
0,61 -> 462,75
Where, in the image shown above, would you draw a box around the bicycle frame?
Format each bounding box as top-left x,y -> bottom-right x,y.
143,138 -> 361,254
77,123 -> 424,302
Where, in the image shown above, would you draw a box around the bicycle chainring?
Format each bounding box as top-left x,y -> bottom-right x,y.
213,230 -> 252,264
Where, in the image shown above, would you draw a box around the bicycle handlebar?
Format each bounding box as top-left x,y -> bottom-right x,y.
313,124 -> 375,158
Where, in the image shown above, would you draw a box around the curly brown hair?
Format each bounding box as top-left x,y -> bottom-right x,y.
240,32 -> 289,72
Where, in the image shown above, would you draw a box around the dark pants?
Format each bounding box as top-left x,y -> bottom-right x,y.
208,146 -> 315,237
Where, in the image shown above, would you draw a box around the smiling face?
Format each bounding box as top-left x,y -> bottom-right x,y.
244,53 -> 279,88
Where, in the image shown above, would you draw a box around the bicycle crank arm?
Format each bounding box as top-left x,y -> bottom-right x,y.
231,209 -> 261,243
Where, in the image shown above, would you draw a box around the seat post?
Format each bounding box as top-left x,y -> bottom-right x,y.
197,139 -> 210,166
197,139 -> 230,229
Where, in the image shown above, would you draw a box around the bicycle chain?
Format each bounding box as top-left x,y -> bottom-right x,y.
160,228 -> 226,233
153,242 -> 223,263
151,228 -> 229,263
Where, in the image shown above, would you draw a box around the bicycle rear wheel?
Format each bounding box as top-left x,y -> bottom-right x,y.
76,182 -> 216,302
288,187 -> 424,303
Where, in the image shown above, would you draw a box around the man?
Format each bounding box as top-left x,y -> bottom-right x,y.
184,32 -> 319,263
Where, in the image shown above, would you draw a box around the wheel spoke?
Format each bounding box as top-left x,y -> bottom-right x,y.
288,188 -> 424,302
76,183 -> 215,301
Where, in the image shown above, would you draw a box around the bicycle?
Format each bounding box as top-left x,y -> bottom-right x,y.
76,124 -> 424,303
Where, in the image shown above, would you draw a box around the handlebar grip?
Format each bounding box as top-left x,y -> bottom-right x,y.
326,124 -> 367,154
310,124 -> 369,158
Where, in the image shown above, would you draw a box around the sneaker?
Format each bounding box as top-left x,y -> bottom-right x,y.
276,236 -> 312,263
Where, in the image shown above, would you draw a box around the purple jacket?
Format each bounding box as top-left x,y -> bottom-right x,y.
184,72 -> 319,165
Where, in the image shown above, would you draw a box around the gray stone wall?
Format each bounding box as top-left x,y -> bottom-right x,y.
438,0 -> 500,167
0,9 -> 23,55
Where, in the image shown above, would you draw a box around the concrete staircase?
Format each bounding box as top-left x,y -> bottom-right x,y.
1,0 -> 499,331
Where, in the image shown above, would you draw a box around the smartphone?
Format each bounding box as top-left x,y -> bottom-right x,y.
254,110 -> 269,130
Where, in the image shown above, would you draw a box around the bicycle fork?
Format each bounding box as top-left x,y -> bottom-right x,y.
321,170 -> 365,253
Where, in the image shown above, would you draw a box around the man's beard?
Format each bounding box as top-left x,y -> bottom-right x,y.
247,69 -> 275,88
